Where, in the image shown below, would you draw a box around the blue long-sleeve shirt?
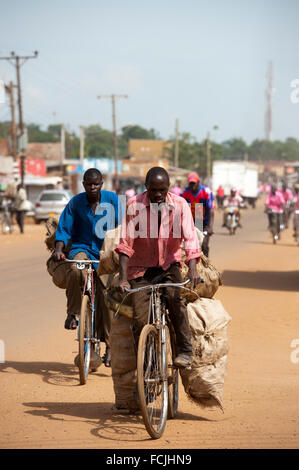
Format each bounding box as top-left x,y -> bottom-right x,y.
55,190 -> 123,262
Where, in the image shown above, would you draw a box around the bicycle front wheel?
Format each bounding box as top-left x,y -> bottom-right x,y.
166,325 -> 179,419
78,294 -> 92,385
137,324 -> 168,439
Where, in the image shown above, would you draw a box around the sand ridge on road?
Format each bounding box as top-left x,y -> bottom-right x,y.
0,203 -> 298,449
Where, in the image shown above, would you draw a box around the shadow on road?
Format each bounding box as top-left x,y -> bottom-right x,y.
222,270 -> 299,291
22,400 -> 213,443
243,240 -> 297,248
23,401 -> 148,442
0,361 -> 108,386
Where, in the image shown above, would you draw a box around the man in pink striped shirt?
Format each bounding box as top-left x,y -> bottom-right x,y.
115,167 -> 201,368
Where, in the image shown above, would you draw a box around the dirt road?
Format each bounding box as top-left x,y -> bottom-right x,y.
0,201 -> 298,449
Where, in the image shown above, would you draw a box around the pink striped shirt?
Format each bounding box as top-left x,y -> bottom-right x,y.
115,190 -> 200,280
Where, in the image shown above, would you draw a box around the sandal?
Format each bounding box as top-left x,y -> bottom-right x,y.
64,314 -> 78,330
102,347 -> 111,367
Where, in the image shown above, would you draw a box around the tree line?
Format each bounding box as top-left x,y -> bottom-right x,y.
1,121 -> 299,177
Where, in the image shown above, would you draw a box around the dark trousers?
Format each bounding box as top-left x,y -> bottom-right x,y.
130,263 -> 192,356
268,212 -> 281,234
66,251 -> 113,346
16,210 -> 25,233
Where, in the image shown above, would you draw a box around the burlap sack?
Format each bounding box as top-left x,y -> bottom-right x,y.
180,227 -> 222,300
46,256 -> 69,289
181,253 -> 222,301
44,217 -> 71,289
97,226 -> 121,276
180,297 -> 231,411
45,217 -> 59,252
110,314 -> 138,411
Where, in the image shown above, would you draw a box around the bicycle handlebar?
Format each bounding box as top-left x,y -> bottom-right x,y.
63,259 -> 100,264
124,278 -> 204,294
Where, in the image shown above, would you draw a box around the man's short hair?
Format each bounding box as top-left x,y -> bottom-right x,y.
145,167 -> 169,185
83,168 -> 102,181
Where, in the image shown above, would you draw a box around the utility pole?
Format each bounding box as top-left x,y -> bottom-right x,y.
80,126 -> 85,164
0,51 -> 38,141
265,61 -> 273,141
97,94 -> 128,190
174,118 -> 179,168
60,124 -> 65,177
206,131 -> 211,183
5,81 -> 17,160
0,51 -> 38,185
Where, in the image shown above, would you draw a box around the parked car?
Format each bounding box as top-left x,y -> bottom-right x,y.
34,189 -> 73,223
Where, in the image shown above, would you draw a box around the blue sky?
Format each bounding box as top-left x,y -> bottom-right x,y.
0,0 -> 299,144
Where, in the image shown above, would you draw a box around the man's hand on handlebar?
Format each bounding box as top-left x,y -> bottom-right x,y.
115,277 -> 131,293
53,241 -> 66,261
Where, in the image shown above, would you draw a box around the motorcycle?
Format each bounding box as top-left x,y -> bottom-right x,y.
224,206 -> 240,235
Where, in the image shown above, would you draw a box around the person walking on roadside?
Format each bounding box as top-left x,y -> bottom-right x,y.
53,168 -> 123,367
216,185 -> 225,209
15,184 -> 27,234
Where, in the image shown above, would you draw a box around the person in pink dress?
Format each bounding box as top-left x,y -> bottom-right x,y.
265,185 -> 285,238
292,184 -> 299,239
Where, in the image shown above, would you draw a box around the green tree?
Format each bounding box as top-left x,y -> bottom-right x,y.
0,121 -> 11,138
84,125 -> 114,158
221,138 -> 248,160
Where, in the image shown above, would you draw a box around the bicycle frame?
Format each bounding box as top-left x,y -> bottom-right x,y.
64,259 -> 100,383
65,259 -> 99,335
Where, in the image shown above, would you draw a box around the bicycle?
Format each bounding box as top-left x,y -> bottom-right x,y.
0,198 -> 13,234
121,279 -> 199,439
266,208 -> 281,244
64,258 -> 101,385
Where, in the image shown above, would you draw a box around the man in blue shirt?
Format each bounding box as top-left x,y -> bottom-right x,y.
54,168 -> 122,367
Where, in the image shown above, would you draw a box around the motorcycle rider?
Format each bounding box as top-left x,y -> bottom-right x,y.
292,184 -> 299,241
181,172 -> 213,257
265,184 -> 285,239
278,182 -> 293,228
222,188 -> 243,228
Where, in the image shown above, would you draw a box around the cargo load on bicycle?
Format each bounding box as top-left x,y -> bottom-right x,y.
108,286 -> 231,414
44,217 -> 71,289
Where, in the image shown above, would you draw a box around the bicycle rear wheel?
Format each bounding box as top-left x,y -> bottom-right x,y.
166,325 -> 179,419
137,324 -> 168,439
78,294 -> 92,385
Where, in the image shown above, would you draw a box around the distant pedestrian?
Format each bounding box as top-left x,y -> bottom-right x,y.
15,184 -> 27,234
171,181 -> 182,197
216,185 -> 225,209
